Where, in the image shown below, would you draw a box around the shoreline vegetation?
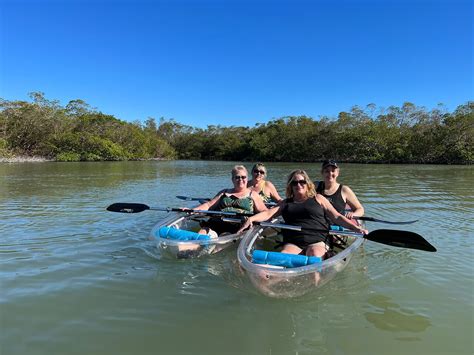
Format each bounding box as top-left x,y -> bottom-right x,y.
1,92 -> 472,164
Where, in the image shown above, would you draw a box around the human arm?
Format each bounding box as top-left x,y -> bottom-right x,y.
193,190 -> 225,211
316,195 -> 367,234
251,192 -> 269,213
265,181 -> 283,203
237,205 -> 282,233
342,185 -> 364,218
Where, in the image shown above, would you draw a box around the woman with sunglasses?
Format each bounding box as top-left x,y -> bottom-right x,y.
238,169 -> 367,259
193,165 -> 268,236
247,163 -> 283,204
317,160 -> 364,219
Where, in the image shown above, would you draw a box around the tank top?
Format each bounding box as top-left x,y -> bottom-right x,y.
214,190 -> 254,214
316,182 -> 346,214
257,182 -> 272,203
281,197 -> 330,246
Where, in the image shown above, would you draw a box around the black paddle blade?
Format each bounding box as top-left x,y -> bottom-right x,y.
366,229 -> 437,252
356,216 -> 418,225
106,203 -> 150,213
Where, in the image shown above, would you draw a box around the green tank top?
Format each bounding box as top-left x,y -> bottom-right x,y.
216,190 -> 254,214
252,181 -> 272,203
258,189 -> 272,203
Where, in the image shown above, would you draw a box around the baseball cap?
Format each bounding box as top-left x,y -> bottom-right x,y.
322,159 -> 338,169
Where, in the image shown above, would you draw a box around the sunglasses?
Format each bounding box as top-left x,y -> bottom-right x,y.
291,179 -> 307,186
253,170 -> 265,175
234,175 -> 247,180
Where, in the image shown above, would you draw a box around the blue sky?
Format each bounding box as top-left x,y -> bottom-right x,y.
1,0 -> 472,128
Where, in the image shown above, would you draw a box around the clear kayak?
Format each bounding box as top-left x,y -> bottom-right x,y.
149,213 -> 244,259
236,222 -> 365,298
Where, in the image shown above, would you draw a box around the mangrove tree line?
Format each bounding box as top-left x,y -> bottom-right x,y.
1,92 -> 472,164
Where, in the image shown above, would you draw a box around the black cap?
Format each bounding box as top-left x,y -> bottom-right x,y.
322,159 -> 338,169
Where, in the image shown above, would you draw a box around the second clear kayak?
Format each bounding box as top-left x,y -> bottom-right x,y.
149,212 -> 244,259
236,221 -> 365,298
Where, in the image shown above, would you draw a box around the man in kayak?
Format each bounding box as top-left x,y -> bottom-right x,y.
193,165 -> 268,236
238,169 -> 367,259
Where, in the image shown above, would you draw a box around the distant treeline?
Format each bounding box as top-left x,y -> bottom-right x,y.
1,92 -> 472,164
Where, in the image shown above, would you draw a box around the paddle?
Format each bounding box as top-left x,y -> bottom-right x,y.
176,195 -> 278,207
176,196 -> 417,224
221,217 -> 302,231
336,229 -> 436,252
106,202 -> 254,217
224,218 -> 436,252
352,216 -> 418,225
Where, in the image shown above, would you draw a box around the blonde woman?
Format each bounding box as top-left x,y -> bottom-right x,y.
239,169 -> 367,258
194,165 -> 268,236
247,163 -> 283,204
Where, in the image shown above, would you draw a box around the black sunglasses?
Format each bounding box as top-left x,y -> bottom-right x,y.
253,170 -> 265,175
291,179 -> 307,186
234,175 -> 247,180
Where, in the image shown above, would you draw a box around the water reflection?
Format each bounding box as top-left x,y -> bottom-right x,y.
364,294 -> 431,335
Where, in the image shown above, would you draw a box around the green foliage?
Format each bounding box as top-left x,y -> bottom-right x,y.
158,101 -> 472,164
0,93 -> 176,161
0,138 -> 13,157
56,152 -> 81,162
0,93 -> 471,164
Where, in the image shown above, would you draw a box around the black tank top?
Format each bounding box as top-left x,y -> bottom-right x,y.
281,197 -> 329,246
317,182 -> 346,214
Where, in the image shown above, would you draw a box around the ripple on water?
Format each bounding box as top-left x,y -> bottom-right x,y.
1,162 -> 473,355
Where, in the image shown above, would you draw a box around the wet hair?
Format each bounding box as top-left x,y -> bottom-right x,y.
251,163 -> 267,176
231,165 -> 248,178
285,169 -> 316,199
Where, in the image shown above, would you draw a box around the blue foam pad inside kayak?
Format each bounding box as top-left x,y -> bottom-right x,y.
158,227 -> 211,241
330,225 -> 345,231
252,250 -> 321,268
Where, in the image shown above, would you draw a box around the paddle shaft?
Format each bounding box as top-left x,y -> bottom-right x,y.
176,195 -> 278,207
353,216 -> 418,225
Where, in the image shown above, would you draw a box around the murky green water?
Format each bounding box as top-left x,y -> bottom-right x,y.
1,161 -> 473,354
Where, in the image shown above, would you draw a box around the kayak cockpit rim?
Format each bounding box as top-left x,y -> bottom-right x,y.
239,223 -> 365,274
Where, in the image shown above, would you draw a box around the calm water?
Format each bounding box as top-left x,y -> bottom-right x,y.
1,161 -> 473,355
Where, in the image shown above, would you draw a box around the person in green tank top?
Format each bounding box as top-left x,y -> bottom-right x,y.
193,165 -> 268,236
247,163 -> 283,204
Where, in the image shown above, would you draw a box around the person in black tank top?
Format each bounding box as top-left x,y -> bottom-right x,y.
317,160 -> 364,219
238,169 -> 367,259
316,182 -> 346,214
281,197 -> 330,249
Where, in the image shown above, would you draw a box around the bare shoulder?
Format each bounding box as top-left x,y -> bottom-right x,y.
341,185 -> 358,198
265,180 -> 276,188
315,194 -> 327,205
341,185 -> 355,194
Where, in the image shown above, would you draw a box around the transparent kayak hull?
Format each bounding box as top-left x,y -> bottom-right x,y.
149,213 -> 243,259
236,224 -> 365,298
